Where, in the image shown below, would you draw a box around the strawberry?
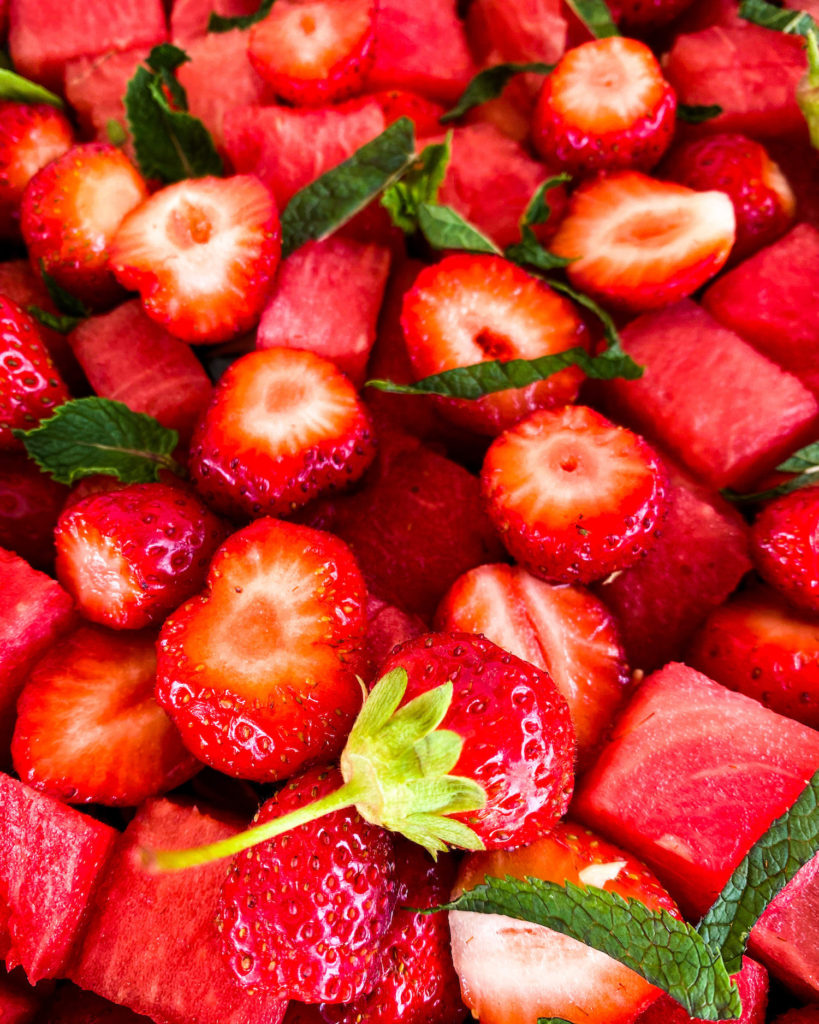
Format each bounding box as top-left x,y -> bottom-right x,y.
189,348 -> 376,520
662,133 -> 796,264
248,0 -> 378,107
400,254 -> 589,436
751,486 -> 819,615
156,517 -> 368,782
45,984 -> 153,1023
20,143 -> 148,310
54,482 -> 228,630
531,37 -> 677,174
617,0 -> 699,30
449,821 -> 681,1024
548,171 -> 736,312
368,88 -> 445,136
11,623 -> 200,806
481,405 -> 670,585
0,295 -> 70,451
635,956 -> 769,1024
0,101 -> 74,238
109,174 -> 281,344
218,765 -> 398,1003
770,1010 -> 819,1024
0,453 -> 68,568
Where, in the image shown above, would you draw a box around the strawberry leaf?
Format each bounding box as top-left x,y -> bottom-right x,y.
440,61 -> 555,123
416,203 -> 502,254
739,0 -> 818,35
505,175 -> 573,271
0,67 -> 64,108
697,769 -> 819,975
677,103 -> 723,124
722,439 -> 819,503
445,876 -> 741,1020
14,398 -> 183,485
381,134 -> 452,233
564,0 -> 620,38
208,0 -> 274,32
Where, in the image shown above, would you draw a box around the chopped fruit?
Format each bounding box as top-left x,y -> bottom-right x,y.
46,984 -> 153,1023
189,348 -> 376,519
368,88 -> 446,136
481,405 -> 670,585
635,956 -> 769,1024
449,821 -> 681,1024
361,592 -> 425,684
0,963 -> 44,1024
63,47 -> 148,157
466,0 -> 567,68
435,563 -> 629,769
54,483 -> 227,630
109,175 -> 281,344
0,295 -> 70,451
549,171 -> 735,312
0,453 -> 68,568
400,254 -> 589,435
219,766 -> 398,1003
20,143 -> 148,310
248,0 -> 378,107
618,0 -> 697,30
770,1011 -> 819,1024
662,133 -> 795,263
751,487 -> 819,615
532,37 -> 677,174
12,624 -> 199,805
156,518 -> 367,782
170,0 -> 260,44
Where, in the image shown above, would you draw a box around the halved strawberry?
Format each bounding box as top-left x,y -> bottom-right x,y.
367,88 -> 445,136
481,404 -> 670,585
549,171 -> 735,312
156,517 -> 368,782
751,486 -> 819,615
532,37 -> 677,174
248,0 -> 378,107
109,174 -> 281,344
190,347 -> 376,519
449,821 -> 681,1024
11,623 -> 200,805
20,143 -> 148,310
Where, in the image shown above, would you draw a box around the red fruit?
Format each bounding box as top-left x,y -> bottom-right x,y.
368,88 -> 445,136
0,963 -> 44,1024
248,0 -> 378,106
0,453 -> 67,567
400,254 -> 589,435
20,143 -> 148,310
156,517 -> 367,782
481,405 -> 670,585
549,171 -> 736,312
449,821 -> 681,1024
219,766 -> 397,1003
110,174 -> 281,344
635,957 -> 768,1024
770,1011 -> 819,1024
618,0 -> 697,30
54,483 -> 227,630
662,133 -> 795,263
12,624 -> 199,805
45,984 -> 152,1023
751,487 -> 819,614
0,295 -> 70,450
532,37 -> 677,174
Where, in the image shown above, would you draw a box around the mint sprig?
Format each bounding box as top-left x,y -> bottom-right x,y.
27,265 -> 92,334
0,67 -> 64,108
677,103 -> 723,124
381,134 -> 452,233
739,0 -> 818,35
722,439 -> 819,503
208,0 -> 274,32
505,176 -> 573,272
416,203 -> 502,254
564,0 -> 620,38
440,62 -> 555,124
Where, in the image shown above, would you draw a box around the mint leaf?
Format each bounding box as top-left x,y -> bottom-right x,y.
208,0 -> 274,32
722,440 -> 819,503
26,306 -> 84,334
14,398 -> 183,485
697,770 -> 819,975
799,29 -> 819,149
39,265 -> 91,320
440,61 -> 554,123
677,103 -> 723,124
106,118 -> 128,147
381,134 -> 452,233
505,175 -> 573,272
445,876 -> 741,1020
739,0 -> 818,34
564,0 -> 620,38
0,67 -> 64,108
416,203 -> 501,254
281,117 -> 417,257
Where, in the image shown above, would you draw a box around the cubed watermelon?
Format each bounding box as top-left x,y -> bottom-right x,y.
0,455 -> 68,569
170,0 -> 258,44
63,48 -> 148,157
466,0 -> 566,65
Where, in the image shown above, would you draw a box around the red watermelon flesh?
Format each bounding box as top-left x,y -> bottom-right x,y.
572,662 -> 819,919
601,300 -> 819,491
69,799 -> 287,1024
466,0 -> 566,66
0,454 -> 68,570
47,984 -> 152,1022
63,48 -> 149,159
0,964 -> 47,1024
767,139 -> 819,233
634,957 -> 768,1024
170,0 -> 258,44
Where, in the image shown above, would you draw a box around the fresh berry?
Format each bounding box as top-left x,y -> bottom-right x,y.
44,984 -> 153,1023
11,624 -> 200,805
156,517 -> 368,782
218,765 -> 398,1003
20,142 -> 148,310
400,254 -> 589,435
109,174 -> 281,344
368,88 -> 445,136
248,0 -> 378,106
189,347 -> 376,519
751,487 -> 819,615
532,37 -> 677,174
54,482 -> 228,630
549,170 -> 736,312
481,404 -> 670,584
0,452 -> 68,568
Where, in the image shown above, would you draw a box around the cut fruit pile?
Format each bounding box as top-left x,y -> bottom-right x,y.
1,0 -> 819,1023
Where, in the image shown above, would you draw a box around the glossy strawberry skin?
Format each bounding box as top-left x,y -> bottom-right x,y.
751,487 -> 819,614
218,766 -> 398,1003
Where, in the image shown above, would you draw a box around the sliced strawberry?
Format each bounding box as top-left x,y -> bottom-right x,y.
20,143 -> 148,310
248,0 -> 378,107
449,821 -> 681,1024
751,486 -> 819,614
367,88 -> 445,136
532,37 -> 677,174
481,405 -> 670,585
0,453 -> 68,568
549,171 -> 736,312
400,254 -> 589,436
109,174 -> 281,344
156,517 -> 368,782
11,623 -> 199,806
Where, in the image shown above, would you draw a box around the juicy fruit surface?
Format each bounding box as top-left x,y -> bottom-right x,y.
751,486 -> 819,614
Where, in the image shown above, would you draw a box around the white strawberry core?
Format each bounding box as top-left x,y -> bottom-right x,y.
75,161 -> 147,242
578,860 -> 627,888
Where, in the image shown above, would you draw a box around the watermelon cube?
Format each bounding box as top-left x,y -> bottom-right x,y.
170,0 -> 258,44
635,957 -> 768,1024
466,0 -> 567,66
0,454 -> 68,569
63,48 -> 149,156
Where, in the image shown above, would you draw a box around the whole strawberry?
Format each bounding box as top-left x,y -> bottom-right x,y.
751,486 -> 819,614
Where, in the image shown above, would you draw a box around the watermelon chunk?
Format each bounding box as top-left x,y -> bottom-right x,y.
63,48 -> 149,157
466,0 -> 567,66
170,0 -> 258,44
0,454 -> 68,569
634,957 -> 768,1024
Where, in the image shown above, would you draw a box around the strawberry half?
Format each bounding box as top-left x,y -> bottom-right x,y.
532,37 -> 677,174
549,171 -> 736,312
110,174 -> 281,344
751,486 -> 819,614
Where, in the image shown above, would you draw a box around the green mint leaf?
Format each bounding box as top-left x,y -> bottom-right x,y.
505,175 -> 573,271
697,770 -> 819,975
799,29 -> 819,149
778,440 -> 819,473
208,0 -> 274,32
106,118 -> 129,147
26,306 -> 84,334
739,0 -> 818,34
381,134 -> 452,233
14,398 -> 183,485
564,0 -> 620,38
416,203 -> 501,254
281,117 -> 417,257
677,103 -> 723,124
440,61 -> 555,123
39,265 -> 91,319
544,277 -> 639,372
446,876 -> 741,1020
539,1019 -> 576,1024
722,439 -> 819,503
0,67 -> 64,108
